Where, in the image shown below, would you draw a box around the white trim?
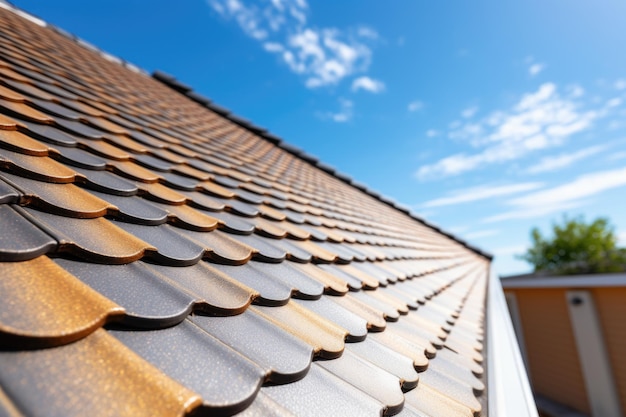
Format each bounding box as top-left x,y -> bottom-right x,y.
488,268 -> 539,417
504,292 -> 530,379
124,62 -> 147,75
101,52 -> 123,65
77,38 -> 99,52
13,10 -> 45,26
501,273 -> 626,289
566,290 -> 622,417
0,3 -> 150,76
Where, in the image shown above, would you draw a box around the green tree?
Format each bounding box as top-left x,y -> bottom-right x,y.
521,216 -> 626,275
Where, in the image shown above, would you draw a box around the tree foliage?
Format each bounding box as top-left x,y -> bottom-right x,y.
521,216 -> 626,275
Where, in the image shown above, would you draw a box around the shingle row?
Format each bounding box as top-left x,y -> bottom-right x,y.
0,4 -> 488,417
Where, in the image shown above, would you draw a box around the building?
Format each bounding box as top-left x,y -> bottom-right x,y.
502,272 -> 625,417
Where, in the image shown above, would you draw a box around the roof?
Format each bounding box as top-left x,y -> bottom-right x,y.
501,272 -> 626,288
0,3 -> 502,416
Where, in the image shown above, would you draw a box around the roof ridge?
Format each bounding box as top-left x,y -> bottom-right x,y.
152,71 -> 493,261
0,0 -> 149,76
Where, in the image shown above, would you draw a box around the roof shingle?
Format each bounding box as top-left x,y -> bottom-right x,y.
0,3 -> 490,416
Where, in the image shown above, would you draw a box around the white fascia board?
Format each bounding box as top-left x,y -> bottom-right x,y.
501,273 -> 626,289
13,9 -> 45,26
504,292 -> 531,379
0,3 -> 47,26
488,268 -> 539,417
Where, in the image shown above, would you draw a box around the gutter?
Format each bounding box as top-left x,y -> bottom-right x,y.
487,268 -> 539,416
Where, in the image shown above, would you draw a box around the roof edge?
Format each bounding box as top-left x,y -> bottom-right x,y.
0,1 -> 149,76
150,70 -> 493,261
501,271 -> 626,288
487,268 -> 539,417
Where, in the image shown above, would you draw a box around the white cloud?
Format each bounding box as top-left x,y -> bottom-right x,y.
618,230 -> 626,245
425,129 -> 440,138
351,76 -> 385,93
288,28 -> 372,88
567,84 -> 585,98
263,42 -> 284,52
606,97 -> 622,108
461,106 -> 478,119
484,201 -> 585,223
517,83 -> 554,110
615,79 -> 626,90
421,182 -> 543,208
210,0 -> 269,40
512,167 -> 626,206
357,26 -> 379,39
529,63 -> 545,76
209,0 -> 377,88
319,98 -> 353,122
408,100 -> 424,112
416,83 -> 598,180
484,167 -> 626,222
526,145 -> 607,174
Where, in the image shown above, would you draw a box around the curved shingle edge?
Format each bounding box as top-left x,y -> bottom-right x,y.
1,0 -> 150,75
151,71 -> 493,261
0,0 -> 494,262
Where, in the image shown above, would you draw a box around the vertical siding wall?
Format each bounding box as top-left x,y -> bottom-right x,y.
508,288 -> 591,415
592,288 -> 626,414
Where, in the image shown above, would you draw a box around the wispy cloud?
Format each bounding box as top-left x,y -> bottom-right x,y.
421,182 -> 543,208
208,0 -> 271,39
484,167 -> 626,222
461,106 -> 478,119
425,129 -> 440,138
351,76 -> 385,93
615,79 -> 626,91
529,63 -> 545,76
318,97 -> 353,122
209,0 -> 379,89
525,56 -> 545,76
526,144 -> 607,174
408,100 -> 424,112
416,83 -> 598,180
567,84 -> 585,98
606,97 -> 622,108
357,26 -> 379,40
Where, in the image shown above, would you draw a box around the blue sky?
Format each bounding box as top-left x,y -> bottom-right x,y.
14,0 -> 626,275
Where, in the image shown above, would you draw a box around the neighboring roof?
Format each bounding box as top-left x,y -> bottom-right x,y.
0,3 -> 501,416
501,272 -> 626,288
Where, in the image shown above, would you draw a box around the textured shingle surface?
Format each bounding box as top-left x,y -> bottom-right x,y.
0,4 -> 489,416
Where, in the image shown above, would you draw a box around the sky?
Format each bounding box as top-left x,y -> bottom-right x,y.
12,0 -> 626,276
